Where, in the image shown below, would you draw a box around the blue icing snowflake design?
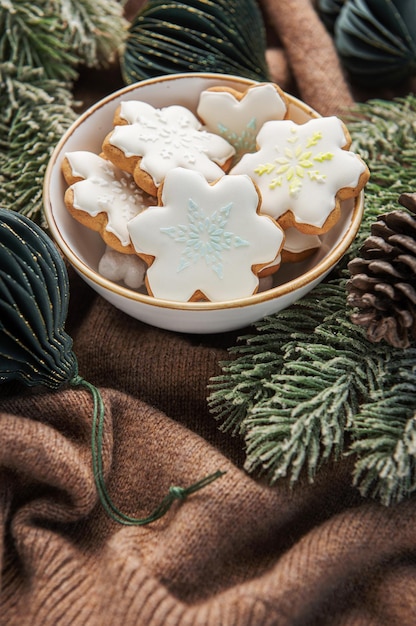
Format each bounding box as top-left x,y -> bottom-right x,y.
217,117 -> 258,159
160,198 -> 250,279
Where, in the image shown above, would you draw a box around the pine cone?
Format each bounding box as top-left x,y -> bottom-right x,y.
346,193 -> 416,349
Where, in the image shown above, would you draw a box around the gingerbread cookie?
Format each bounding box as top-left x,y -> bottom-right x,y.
230,116 -> 370,234
62,151 -> 155,254
258,228 -> 321,277
196,82 -> 288,160
127,167 -> 285,302
102,102 -> 235,196
281,228 -> 321,263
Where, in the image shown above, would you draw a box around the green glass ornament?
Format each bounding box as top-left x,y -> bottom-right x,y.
121,0 -> 270,84
0,208 -> 77,388
322,0 -> 416,87
0,208 -> 223,524
316,0 -> 346,33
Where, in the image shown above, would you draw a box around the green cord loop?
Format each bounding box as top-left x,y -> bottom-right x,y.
169,486 -> 187,500
70,374 -> 225,526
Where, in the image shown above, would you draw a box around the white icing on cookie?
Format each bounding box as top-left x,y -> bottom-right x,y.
127,168 -> 284,302
117,100 -> 158,124
98,246 -> 146,289
283,228 -> 321,254
65,151 -> 154,247
230,116 -> 368,229
197,83 -> 287,158
109,102 -> 235,187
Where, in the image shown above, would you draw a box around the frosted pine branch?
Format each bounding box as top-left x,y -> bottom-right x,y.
0,64 -> 77,224
209,95 -> 416,505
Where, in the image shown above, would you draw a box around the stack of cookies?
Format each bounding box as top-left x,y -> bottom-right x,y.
61,82 -> 369,303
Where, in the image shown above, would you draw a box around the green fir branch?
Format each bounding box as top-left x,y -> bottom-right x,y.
57,0 -> 128,69
0,1 -> 127,80
243,316 -> 382,484
0,1 -> 78,81
208,283 -> 348,435
211,281 -> 383,484
208,348 -> 282,436
209,95 -> 416,505
350,352 -> 416,506
0,64 -> 77,224
347,95 -> 416,251
0,0 -> 128,223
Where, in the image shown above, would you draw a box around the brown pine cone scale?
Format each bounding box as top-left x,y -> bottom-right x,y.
347,198 -> 416,349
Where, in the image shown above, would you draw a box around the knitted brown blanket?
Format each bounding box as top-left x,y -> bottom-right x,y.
1,2 -> 415,625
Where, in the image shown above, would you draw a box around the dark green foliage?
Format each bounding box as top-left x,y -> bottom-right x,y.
209,95 -> 416,506
0,3 -> 78,81
56,0 -> 127,70
0,0 -> 127,223
0,0 -> 126,80
351,353 -> 416,505
0,63 -> 77,225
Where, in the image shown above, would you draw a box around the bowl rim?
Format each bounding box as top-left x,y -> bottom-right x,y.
43,72 -> 364,312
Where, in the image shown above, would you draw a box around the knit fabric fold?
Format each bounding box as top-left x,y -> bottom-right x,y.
2,380 -> 416,625
2,269 -> 416,625
260,0 -> 354,115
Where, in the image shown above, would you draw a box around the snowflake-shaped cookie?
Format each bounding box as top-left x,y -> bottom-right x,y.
127,168 -> 284,302
62,151 -> 155,253
102,102 -> 235,196
197,83 -> 288,160
231,116 -> 370,233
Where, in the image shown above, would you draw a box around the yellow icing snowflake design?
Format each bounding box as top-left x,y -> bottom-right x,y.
255,127 -> 334,196
230,116 -> 368,229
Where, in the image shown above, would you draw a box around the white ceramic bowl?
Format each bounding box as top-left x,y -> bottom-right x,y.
44,72 -> 364,334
